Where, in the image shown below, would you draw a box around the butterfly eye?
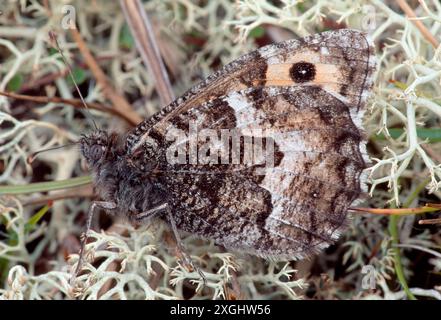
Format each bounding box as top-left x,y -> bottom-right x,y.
89,144 -> 105,161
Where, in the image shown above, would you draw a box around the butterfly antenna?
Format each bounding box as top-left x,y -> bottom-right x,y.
48,31 -> 99,131
27,143 -> 77,164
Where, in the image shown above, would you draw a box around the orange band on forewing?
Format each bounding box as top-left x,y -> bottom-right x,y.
265,63 -> 343,92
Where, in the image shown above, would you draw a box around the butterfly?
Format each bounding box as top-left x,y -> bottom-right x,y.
79,28 -> 376,265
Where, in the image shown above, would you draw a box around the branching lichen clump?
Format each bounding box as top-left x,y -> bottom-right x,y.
1,0 -> 441,300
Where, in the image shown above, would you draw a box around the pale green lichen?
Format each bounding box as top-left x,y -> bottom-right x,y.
1,0 -> 441,300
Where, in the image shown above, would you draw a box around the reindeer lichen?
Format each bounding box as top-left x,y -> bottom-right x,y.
1,0 -> 440,300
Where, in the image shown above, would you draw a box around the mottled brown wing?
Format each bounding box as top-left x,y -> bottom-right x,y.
126,29 -> 374,152
126,29 -> 376,260
158,86 -> 369,259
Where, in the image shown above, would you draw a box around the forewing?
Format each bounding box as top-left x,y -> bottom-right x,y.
126,29 -> 375,152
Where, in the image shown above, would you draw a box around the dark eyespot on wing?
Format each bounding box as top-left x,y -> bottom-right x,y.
289,62 -> 316,83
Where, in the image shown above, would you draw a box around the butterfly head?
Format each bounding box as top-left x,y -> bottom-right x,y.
79,130 -> 119,168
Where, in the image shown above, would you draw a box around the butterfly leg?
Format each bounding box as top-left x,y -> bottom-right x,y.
70,201 -> 116,286
129,204 -> 207,286
136,203 -> 207,285
133,203 -> 168,222
164,204 -> 207,286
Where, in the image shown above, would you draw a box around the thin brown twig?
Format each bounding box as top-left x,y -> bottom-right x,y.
120,0 -> 175,106
69,28 -> 143,125
419,218 -> 441,224
418,203 -> 441,224
0,90 -> 137,126
22,185 -> 94,206
19,54 -> 120,92
426,203 -> 441,208
395,0 -> 440,48
19,69 -> 69,92
421,144 -> 441,164
349,206 -> 439,215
